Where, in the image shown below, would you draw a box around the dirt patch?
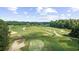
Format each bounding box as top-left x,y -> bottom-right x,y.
8,36 -> 25,51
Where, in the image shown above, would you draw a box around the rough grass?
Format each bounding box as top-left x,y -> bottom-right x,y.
8,25 -> 79,51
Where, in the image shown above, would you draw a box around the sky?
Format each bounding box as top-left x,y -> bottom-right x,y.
0,7 -> 79,22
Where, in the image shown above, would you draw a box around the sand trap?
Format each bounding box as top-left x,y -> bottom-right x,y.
43,33 -> 49,36
22,27 -> 26,31
54,30 -> 62,37
60,30 -> 65,33
10,31 -> 17,35
43,32 -> 53,36
9,38 -> 25,51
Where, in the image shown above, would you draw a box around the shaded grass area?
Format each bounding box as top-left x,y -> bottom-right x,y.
9,25 -> 79,51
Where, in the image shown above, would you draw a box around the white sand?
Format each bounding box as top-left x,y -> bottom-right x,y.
22,27 -> 26,31
54,30 -> 62,37
10,31 -> 17,35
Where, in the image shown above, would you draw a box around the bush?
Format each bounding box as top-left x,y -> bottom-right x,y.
69,28 -> 79,38
0,19 -> 9,50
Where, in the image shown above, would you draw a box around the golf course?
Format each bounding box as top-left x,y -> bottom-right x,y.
8,25 -> 79,51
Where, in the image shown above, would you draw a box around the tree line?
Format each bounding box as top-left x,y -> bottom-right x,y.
50,19 -> 79,38
6,21 -> 50,26
50,19 -> 79,29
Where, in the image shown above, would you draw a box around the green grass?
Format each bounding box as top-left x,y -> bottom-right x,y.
9,25 -> 79,51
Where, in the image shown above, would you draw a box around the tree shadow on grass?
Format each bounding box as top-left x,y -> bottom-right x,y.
22,32 -> 69,51
21,32 -> 56,51
63,34 -> 79,43
21,32 -> 79,51
59,34 -> 79,50
63,34 -> 79,39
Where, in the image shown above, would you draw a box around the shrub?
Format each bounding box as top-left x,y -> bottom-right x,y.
0,19 -> 9,50
69,28 -> 79,38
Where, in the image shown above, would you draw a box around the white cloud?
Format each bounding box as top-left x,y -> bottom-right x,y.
7,7 -> 17,11
45,8 -> 57,13
67,10 -> 71,12
60,14 -> 65,17
67,14 -> 71,17
47,15 -> 58,20
37,7 -> 57,15
13,11 -> 18,14
66,13 -> 71,19
39,15 -> 58,21
23,12 -> 28,15
60,14 -> 71,19
37,7 -> 43,13
71,7 -> 79,12
59,14 -> 67,19
67,7 -> 79,13
7,7 -> 18,14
